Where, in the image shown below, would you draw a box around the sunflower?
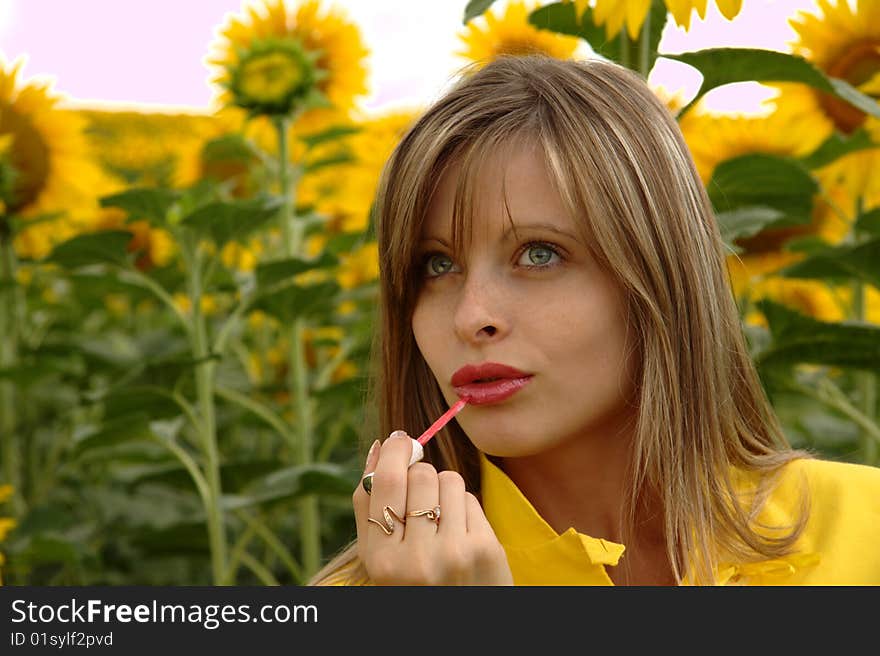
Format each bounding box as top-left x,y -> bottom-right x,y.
680,107 -> 854,322
679,105 -> 846,248
0,58 -> 105,260
590,0 -> 743,39
457,1 -> 583,65
207,0 -> 369,119
681,95 -> 830,187
771,0 -> 880,209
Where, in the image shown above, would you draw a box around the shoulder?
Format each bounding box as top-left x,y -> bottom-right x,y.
767,456 -> 880,583
780,456 -> 880,505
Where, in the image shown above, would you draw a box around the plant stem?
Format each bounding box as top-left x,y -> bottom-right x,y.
275,116 -> 321,578
234,509 -> 304,583
188,241 -> 228,585
638,8 -> 651,78
619,29 -> 630,70
0,231 -> 23,519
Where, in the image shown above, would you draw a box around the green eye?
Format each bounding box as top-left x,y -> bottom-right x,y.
525,244 -> 554,266
518,242 -> 561,269
425,254 -> 454,277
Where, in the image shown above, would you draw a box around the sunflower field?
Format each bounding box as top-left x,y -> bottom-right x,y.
0,0 -> 878,586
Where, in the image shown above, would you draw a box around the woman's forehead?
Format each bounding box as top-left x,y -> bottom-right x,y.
420,140 -> 575,240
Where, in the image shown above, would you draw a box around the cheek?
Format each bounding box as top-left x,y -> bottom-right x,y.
411,296 -> 443,366
545,285 -> 632,387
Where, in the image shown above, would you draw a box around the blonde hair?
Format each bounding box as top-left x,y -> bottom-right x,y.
310,54 -> 810,586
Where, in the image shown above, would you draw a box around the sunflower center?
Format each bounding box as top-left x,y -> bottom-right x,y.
494,38 -> 543,57
228,38 -> 318,116
240,51 -> 306,102
818,40 -> 880,134
0,108 -> 50,213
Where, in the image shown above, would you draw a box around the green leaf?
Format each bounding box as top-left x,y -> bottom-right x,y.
303,151 -> 355,174
856,207 -> 880,237
101,386 -> 184,421
298,124 -> 362,149
0,356 -> 85,387
180,196 -> 282,248
201,134 -> 259,163
130,459 -> 279,494
251,280 -> 340,323
778,238 -> 880,289
668,48 -> 880,120
463,0 -> 499,24
782,235 -> 834,255
45,230 -> 133,269
255,252 -> 339,289
19,535 -> 82,566
707,154 -> 817,226
755,299 -> 880,371
68,270 -> 149,302
236,462 -> 358,507
715,207 -> 785,245
100,188 -> 181,226
12,504 -> 79,537
800,128 -> 876,169
325,231 -> 368,256
131,521 -> 209,555
72,413 -> 156,458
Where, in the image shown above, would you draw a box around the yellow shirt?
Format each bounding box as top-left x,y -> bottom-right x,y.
480,453 -> 880,585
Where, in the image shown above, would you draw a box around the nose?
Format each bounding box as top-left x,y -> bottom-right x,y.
452,267 -> 509,344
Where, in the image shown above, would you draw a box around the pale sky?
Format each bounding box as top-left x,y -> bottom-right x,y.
0,0 -> 821,115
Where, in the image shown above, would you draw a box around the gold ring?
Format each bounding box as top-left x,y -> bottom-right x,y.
367,505 -> 406,535
406,506 -> 441,524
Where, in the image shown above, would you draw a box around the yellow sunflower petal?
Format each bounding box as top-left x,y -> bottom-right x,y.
1,57 -> 107,259
715,0 -> 743,21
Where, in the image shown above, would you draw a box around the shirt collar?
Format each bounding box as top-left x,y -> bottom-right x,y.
479,452 -> 820,586
479,452 -> 625,585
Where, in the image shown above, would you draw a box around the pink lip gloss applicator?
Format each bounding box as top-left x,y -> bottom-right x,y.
406,397 -> 469,466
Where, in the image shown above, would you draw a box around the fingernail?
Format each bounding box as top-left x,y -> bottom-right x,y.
364,439 -> 380,472
389,430 -> 408,440
408,439 -> 424,466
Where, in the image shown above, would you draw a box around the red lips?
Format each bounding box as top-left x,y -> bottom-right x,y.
450,363 -> 533,405
450,362 -> 531,387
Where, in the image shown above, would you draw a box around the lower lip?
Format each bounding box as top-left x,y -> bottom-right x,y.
453,376 -> 533,405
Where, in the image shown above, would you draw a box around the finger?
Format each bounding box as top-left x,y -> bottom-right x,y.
403,462 -> 440,541
352,439 -> 381,557
464,491 -> 491,535
436,470 -> 467,538
368,431 -> 415,544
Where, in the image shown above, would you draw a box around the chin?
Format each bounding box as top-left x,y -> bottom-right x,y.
464,425 -> 555,459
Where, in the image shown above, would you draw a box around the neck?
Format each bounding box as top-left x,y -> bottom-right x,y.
497,415 -> 663,548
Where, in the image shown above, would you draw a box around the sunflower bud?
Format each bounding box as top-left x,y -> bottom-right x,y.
226,37 -> 328,118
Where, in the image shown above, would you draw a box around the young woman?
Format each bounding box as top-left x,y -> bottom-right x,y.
310,54 -> 880,586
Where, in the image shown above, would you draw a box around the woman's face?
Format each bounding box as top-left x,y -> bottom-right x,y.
411,141 -> 639,457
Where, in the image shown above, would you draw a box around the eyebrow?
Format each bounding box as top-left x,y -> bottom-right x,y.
419,222 -> 578,245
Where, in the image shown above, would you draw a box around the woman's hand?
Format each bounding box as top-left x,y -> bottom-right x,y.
352,430 -> 514,585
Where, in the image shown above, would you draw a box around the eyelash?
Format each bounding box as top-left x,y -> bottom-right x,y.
419,241 -> 565,279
